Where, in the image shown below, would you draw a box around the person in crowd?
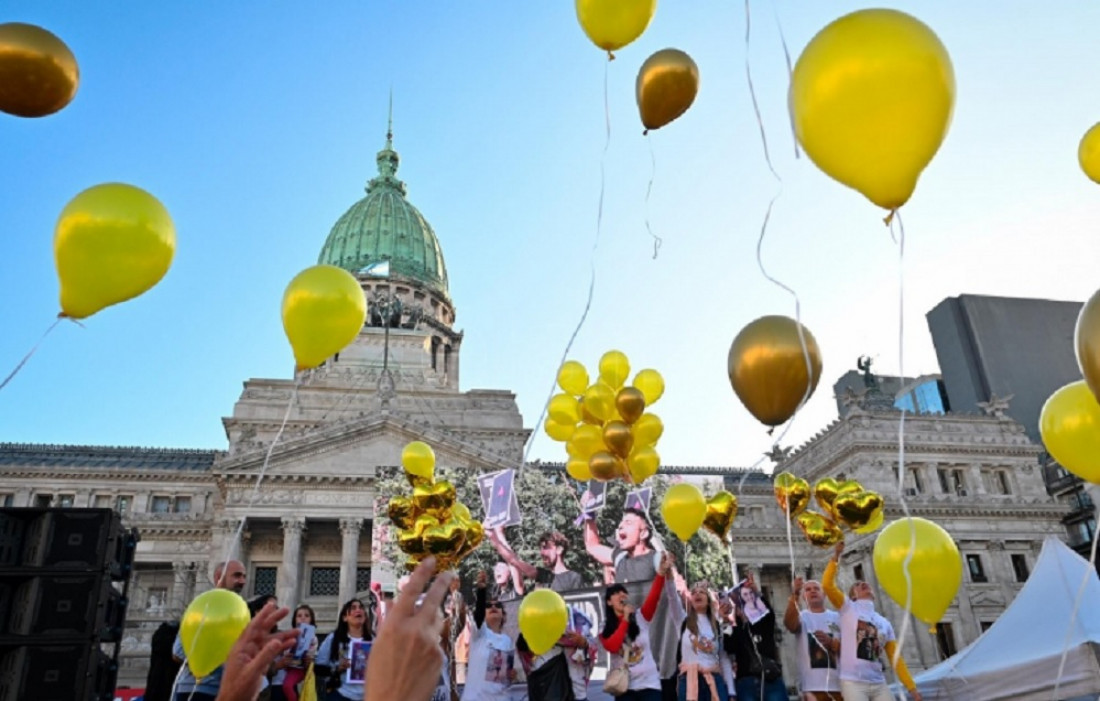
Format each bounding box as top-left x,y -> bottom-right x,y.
599,551 -> 675,701
562,604 -> 596,701
583,507 -> 660,583
272,604 -> 318,701
824,542 -> 922,701
316,599 -> 372,701
173,559 -> 249,701
677,583 -> 728,701
444,577 -> 468,701
462,570 -> 516,701
725,573 -> 786,701
783,577 -> 841,701
516,631 -> 573,701
145,619 -> 182,701
489,526 -> 585,592
215,557 -> 455,701
490,560 -> 524,601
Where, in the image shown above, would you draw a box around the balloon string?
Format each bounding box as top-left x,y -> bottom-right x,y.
519,59 -> 609,472
220,380 -> 300,581
784,491 -> 796,585
743,0 -> 780,180
644,135 -> 662,259
1053,498 -> 1100,700
768,0 -> 800,159
0,317 -> 64,392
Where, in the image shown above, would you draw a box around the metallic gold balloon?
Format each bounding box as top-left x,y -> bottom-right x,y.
615,387 -> 646,425
387,495 -> 417,530
632,369 -> 665,406
575,0 -> 656,54
833,490 -> 884,531
452,502 -> 472,523
636,48 -> 699,133
599,350 -> 631,390
632,413 -> 664,447
853,506 -> 885,535
557,360 -> 590,396
281,264 -> 367,371
0,23 -> 78,118
703,491 -> 738,542
412,480 -> 456,520
588,451 -> 620,481
813,478 -> 841,521
728,315 -> 822,427
602,420 -> 634,459
55,183 -> 176,320
401,441 -> 436,487
627,446 -> 659,483
397,514 -> 438,557
424,518 -> 466,557
454,519 -> 485,562
1040,380 -> 1100,484
773,471 -> 811,518
1075,288 -> 1100,402
796,511 -> 844,548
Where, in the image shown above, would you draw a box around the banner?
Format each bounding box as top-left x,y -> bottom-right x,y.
478,469 -> 522,529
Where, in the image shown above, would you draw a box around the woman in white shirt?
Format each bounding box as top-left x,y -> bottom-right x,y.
599,552 -> 673,701
462,571 -> 515,701
678,584 -> 729,701
316,599 -> 371,701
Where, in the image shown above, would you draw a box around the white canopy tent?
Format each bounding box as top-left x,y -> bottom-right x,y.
914,537 -> 1100,701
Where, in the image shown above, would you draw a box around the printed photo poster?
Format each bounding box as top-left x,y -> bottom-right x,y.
346,640 -> 371,684
478,469 -> 522,529
856,619 -> 882,663
484,647 -> 515,685
624,487 -> 652,514
581,480 -> 607,516
731,583 -> 771,625
293,623 -> 315,659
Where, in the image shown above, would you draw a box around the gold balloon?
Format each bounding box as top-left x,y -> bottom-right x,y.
567,423 -> 606,461
548,393 -> 581,425
575,0 -> 656,54
412,481 -> 457,520
632,413 -> 664,447
627,446 -> 659,484
833,490 -> 885,531
853,506 -> 885,535
632,369 -> 665,406
728,315 -> 822,427
0,22 -> 78,118
387,496 -> 416,530
598,350 -> 631,390
566,458 -> 593,481
452,502 -> 472,523
1040,380 -> 1100,483
544,417 -> 576,443
1076,288 -> 1100,402
54,183 -> 176,320
401,441 -> 436,487
397,514 -> 438,557
602,420 -> 634,459
703,491 -> 738,542
773,471 -> 811,518
454,519 -> 485,562
813,478 -> 841,520
589,451 -> 620,481
557,360 -> 590,396
424,518 -> 466,557
796,511 -> 844,548
636,48 -> 699,133
615,387 -> 646,425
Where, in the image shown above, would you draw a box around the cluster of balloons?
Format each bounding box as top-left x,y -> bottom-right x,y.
1040,288 -> 1100,484
387,442 -> 484,571
281,264 -> 367,371
728,316 -> 823,429
573,1 -> 698,133
873,517 -> 962,631
789,9 -> 955,214
180,588 -> 249,678
0,22 -> 79,118
544,351 -> 666,484
772,473 -> 884,548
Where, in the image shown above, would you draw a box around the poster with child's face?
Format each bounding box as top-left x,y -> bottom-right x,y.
346,640 -> 371,684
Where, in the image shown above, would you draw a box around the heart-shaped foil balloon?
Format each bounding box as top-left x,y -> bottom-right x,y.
703,491 -> 738,542
397,514 -> 438,557
773,471 -> 811,517
424,517 -> 466,557
833,490 -> 884,531
412,480 -> 457,520
602,420 -> 634,459
615,387 -> 646,425
388,495 -> 417,530
453,519 -> 485,563
796,511 -> 844,548
813,478 -> 840,520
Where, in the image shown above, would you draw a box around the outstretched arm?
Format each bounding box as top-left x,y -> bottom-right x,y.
885,641 -> 921,700
823,542 -> 845,609
488,527 -> 538,580
583,517 -> 613,566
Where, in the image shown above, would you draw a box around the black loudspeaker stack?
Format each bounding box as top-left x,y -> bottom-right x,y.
0,508 -> 138,701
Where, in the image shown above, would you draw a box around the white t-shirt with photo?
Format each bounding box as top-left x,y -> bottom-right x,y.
462,623 -> 514,701
679,616 -> 721,670
797,609 -> 841,692
315,634 -> 365,701
611,614 -> 661,692
837,599 -> 895,684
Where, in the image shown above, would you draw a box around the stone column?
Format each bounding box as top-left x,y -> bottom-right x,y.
279,517 -> 306,607
339,518 -> 363,604
210,518 -> 243,583
968,464 -> 987,495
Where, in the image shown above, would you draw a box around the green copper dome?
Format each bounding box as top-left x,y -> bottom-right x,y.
318,130 -> 449,298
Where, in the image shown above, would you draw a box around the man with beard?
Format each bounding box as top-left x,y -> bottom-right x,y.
488,527 -> 585,593
172,559 -> 248,700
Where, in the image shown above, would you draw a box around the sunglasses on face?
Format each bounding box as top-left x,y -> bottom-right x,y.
488,602 -> 504,610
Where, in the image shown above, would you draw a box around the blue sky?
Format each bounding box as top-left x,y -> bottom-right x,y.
2,2 -> 1100,468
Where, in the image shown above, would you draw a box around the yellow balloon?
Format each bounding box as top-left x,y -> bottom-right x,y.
632,368 -> 665,406
557,360 -> 590,396
1075,288 -> 1100,402
582,383 -> 616,422
790,9 -> 955,210
853,507 -> 885,535
728,315 -> 822,428
518,589 -> 569,655
402,441 -> 436,486
627,446 -> 659,483
0,22 -> 79,118
1079,123 -> 1100,184
544,417 -> 576,443
567,424 -> 605,461
599,351 -> 631,390
1040,380 -> 1100,483
661,483 -> 706,542
575,0 -> 656,54
548,393 -> 581,425
566,458 -> 593,481
180,589 -> 250,678
281,265 -> 367,371
632,413 -> 664,447
873,517 -> 961,628
636,48 -> 699,133
54,183 -> 175,319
